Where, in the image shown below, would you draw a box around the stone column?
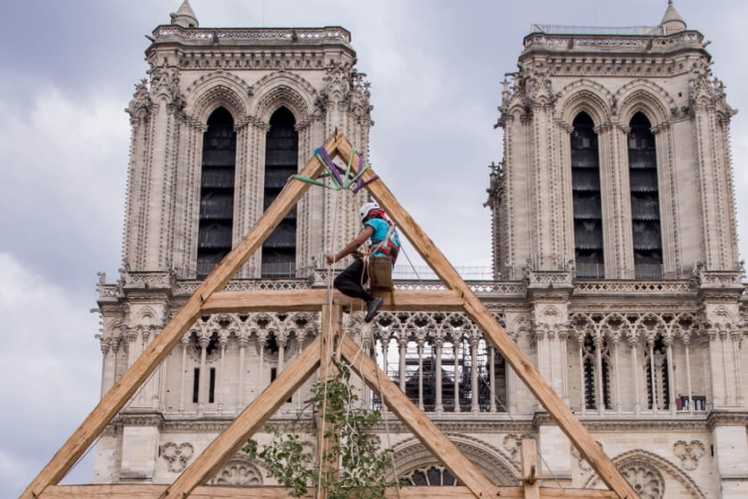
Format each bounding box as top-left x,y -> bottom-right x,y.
398,337 -> 407,393
237,335 -> 248,413
434,337 -> 444,414
470,336 -> 480,414
710,412 -> 748,498
596,122 -> 634,279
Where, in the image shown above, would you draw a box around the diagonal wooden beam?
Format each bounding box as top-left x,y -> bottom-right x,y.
159,335 -> 322,499
339,334 -> 499,499
333,137 -> 638,499
21,131 -> 343,499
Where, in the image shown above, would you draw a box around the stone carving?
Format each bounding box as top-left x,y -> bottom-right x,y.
389,434 -> 519,486
210,458 -> 263,486
570,441 -> 603,473
620,463 -> 665,499
673,440 -> 706,470
502,433 -> 533,463
161,442 -> 194,473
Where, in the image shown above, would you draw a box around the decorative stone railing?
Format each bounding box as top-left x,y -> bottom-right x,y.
574,280 -> 695,295
175,278 -> 313,295
152,25 -> 351,45
393,280 -> 525,295
522,30 -> 704,54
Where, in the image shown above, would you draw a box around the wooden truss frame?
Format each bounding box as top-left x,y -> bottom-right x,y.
22,131 -> 638,499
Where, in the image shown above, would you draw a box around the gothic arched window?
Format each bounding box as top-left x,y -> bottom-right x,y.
401,465 -> 459,486
582,334 -> 612,410
628,112 -> 662,279
262,107 -> 298,278
197,108 -> 236,278
571,112 -> 604,278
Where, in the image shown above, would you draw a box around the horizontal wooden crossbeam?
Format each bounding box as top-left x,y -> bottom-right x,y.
201,289 -> 465,314
40,485 -> 619,498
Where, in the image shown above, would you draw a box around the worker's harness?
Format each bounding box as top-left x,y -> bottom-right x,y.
367,221 -> 399,266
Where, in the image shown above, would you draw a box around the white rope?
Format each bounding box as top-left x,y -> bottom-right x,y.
375,339 -> 402,499
316,186 -> 346,496
397,244 -> 423,283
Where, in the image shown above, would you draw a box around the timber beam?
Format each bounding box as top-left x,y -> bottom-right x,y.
40,485 -> 619,498
201,289 -> 465,314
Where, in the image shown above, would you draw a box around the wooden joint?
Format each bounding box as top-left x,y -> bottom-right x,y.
521,464 -> 537,485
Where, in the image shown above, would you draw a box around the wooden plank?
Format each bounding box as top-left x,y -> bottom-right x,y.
369,256 -> 393,289
202,289 -> 465,314
334,137 -> 638,499
21,132 -> 342,499
159,336 -> 322,499
316,305 -> 343,499
521,439 -> 541,499
339,334 -> 499,499
41,484 -> 618,498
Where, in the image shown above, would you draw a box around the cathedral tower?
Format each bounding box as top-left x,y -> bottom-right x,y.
487,3 -> 747,497
94,1 -> 372,483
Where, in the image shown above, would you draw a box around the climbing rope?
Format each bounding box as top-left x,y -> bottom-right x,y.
375,339 -> 403,499
295,140 -> 415,496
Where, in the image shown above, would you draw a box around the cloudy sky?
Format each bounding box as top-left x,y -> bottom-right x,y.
2,0 -> 747,496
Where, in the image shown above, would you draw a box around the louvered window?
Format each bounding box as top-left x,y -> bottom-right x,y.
628,113 -> 662,279
262,108 -> 298,277
197,108 -> 236,278
571,113 -> 604,278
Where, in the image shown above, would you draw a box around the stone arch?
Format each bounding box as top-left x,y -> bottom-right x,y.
404,312 -> 438,338
557,79 -> 613,127
709,305 -> 736,329
285,312 -> 318,344
600,312 -> 632,340
374,311 -> 405,341
584,449 -> 705,499
205,313 -> 240,341
186,70 -> 253,124
510,313 -> 532,342
135,305 -> 160,324
538,304 -> 565,326
386,434 -> 519,486
209,455 -> 263,486
634,313 -> 667,338
251,71 -> 316,126
436,313 -> 475,343
615,81 -> 673,127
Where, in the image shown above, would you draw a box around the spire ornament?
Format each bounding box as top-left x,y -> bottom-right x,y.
170,0 -> 199,28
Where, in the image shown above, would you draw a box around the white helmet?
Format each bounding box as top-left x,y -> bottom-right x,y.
359,201 -> 380,223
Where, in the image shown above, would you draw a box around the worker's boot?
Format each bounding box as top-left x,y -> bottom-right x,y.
365,297 -> 383,323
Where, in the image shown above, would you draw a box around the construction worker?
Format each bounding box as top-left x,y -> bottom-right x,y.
326,201 -> 400,322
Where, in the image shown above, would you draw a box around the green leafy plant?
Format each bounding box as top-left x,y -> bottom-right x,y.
244,359 -> 395,498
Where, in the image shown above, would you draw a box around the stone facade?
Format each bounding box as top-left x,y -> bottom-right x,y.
93,2 -> 748,498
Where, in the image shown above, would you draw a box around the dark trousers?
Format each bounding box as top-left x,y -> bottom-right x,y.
334,259 -> 375,303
